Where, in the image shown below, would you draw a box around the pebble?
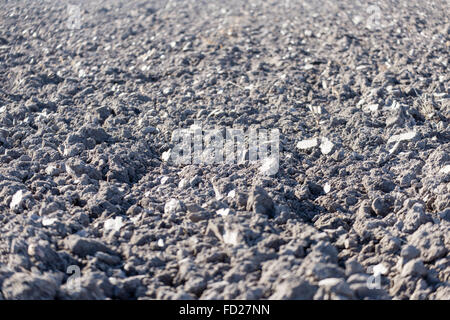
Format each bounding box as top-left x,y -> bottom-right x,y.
387,131 -> 417,144
320,137 -> 335,155
296,137 -> 319,150
10,190 -> 24,211
104,216 -> 125,232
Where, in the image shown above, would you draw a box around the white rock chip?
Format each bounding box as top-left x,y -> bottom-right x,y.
164,198 -> 184,214
259,156 -> 279,176
227,190 -> 236,199
45,165 -> 60,176
160,176 -> 170,185
318,278 -> 342,287
212,183 -> 223,201
387,131 -> 417,144
217,208 -> 231,217
439,165 -> 450,174
296,137 -> 319,150
223,229 -> 240,246
42,217 -> 58,226
161,150 -> 171,162
320,137 -> 335,155
104,216 -> 125,232
371,263 -> 388,276
367,104 -> 379,112
10,190 -> 24,210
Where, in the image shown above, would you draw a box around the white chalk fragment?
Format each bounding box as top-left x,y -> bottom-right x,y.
227,190 -> 236,199
42,217 -> 58,226
296,137 -> 319,150
440,165 -> 450,174
161,150 -> 171,162
212,182 -> 223,201
318,278 -> 342,287
323,182 -> 331,194
372,263 -> 388,276
320,137 -> 335,155
367,104 -> 379,112
217,208 -> 231,217
388,141 -> 401,155
160,176 -> 170,185
223,229 -> 240,246
387,131 -> 417,144
10,190 -> 24,210
104,216 -> 125,232
259,156 -> 279,176
157,239 -> 165,247
164,198 -> 183,214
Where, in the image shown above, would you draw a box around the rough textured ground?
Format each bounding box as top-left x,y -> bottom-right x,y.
0,0 -> 449,300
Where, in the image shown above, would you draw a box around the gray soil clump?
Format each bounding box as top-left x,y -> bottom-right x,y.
0,0 -> 448,300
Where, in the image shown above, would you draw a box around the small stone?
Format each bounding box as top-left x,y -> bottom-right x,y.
409,224 -> 447,262
403,204 -> 431,233
217,208 -> 231,217
296,137 -> 319,150
367,104 -> 379,112
222,228 -> 240,246
439,165 -> 450,174
42,217 -> 58,226
164,198 -> 185,215
320,137 -> 335,155
104,216 -> 125,232
162,87 -> 173,95
227,190 -> 236,198
161,150 -> 171,162
160,176 -> 171,184
259,156 -> 279,176
39,202 -> 60,216
387,131 -> 417,144
184,277 -> 206,296
371,263 -> 388,276
10,190 -> 24,211
178,178 -> 188,189
186,203 -> 203,213
45,165 -> 61,176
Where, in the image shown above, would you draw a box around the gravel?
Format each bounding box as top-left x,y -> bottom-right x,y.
0,0 -> 448,300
